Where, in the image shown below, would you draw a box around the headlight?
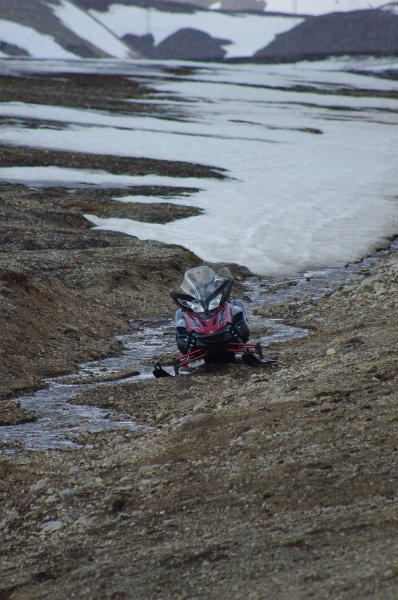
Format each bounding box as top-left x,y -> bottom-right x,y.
185,300 -> 204,313
208,294 -> 222,311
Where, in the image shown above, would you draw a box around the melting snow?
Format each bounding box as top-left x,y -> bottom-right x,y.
90,5 -> 301,58
50,0 -> 135,59
0,166 -> 201,191
0,20 -> 76,59
0,59 -> 397,276
264,0 -> 388,14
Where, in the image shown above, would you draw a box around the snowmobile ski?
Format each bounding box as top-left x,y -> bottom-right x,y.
153,342 -> 276,377
153,362 -> 174,378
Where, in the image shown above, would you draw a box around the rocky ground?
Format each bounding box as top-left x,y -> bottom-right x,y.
0,69 -> 398,600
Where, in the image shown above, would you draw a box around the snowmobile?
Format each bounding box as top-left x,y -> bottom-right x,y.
153,265 -> 275,378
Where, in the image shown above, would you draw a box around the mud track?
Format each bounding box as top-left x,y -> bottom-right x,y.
0,70 -> 398,600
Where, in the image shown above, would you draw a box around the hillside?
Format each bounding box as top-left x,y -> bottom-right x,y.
0,21 -> 398,600
76,0 -> 267,11
0,67 -> 397,594
0,1 -> 397,62
84,1 -> 300,59
255,9 -> 398,60
0,0 -> 138,59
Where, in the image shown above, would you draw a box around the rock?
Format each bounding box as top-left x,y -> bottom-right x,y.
0,399 -> 38,425
62,323 -> 80,335
40,520 -> 64,534
70,563 -> 98,578
0,508 -> 19,531
101,457 -> 117,468
358,276 -> 381,293
111,435 -> 126,445
60,488 -> 80,497
374,282 -> 386,294
44,494 -> 58,504
30,478 -> 50,492
82,477 -> 103,489
68,466 -> 81,475
217,266 -> 235,280
138,465 -> 157,476
72,515 -> 95,530
138,477 -> 160,490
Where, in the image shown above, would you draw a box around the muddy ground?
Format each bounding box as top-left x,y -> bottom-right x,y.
0,69 -> 398,600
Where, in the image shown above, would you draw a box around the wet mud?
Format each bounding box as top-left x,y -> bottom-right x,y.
0,68 -> 398,600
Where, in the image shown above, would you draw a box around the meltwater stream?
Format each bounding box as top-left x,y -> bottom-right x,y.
0,285 -> 309,453
1,240 -> 395,452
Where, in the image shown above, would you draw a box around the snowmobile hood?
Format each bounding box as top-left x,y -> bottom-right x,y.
171,266 -> 233,314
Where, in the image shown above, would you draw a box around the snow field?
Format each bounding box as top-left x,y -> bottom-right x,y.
264,0 -> 389,15
0,20 -> 76,59
90,4 -> 301,58
0,59 -> 397,275
50,0 -> 135,59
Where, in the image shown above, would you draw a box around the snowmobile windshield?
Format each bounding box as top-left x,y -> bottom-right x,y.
171,266 -> 232,314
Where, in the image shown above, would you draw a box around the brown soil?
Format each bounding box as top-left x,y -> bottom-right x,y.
0,180 -> 200,399
0,73 -> 154,113
0,69 -> 397,600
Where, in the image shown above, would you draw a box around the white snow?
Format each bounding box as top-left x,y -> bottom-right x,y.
0,59 -> 397,276
0,0 -> 391,63
0,20 -> 76,59
382,1 -> 398,14
50,0 -> 136,59
0,166 -> 201,191
264,0 -> 388,14
90,5 -> 302,58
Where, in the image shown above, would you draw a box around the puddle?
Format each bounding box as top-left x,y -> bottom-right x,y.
1,238 -> 396,452
0,320 -> 173,452
0,293 -> 305,452
248,237 -> 398,308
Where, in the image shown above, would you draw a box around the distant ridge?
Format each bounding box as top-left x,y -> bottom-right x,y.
0,0 -> 397,61
73,0 -> 266,12
255,9 -> 398,60
0,0 -> 138,59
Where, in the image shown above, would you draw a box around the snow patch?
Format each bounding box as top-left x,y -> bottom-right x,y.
382,2 -> 398,14
50,0 -> 135,59
0,60 -> 397,276
0,20 -> 76,59
0,166 -> 202,191
90,5 -> 301,58
264,0 -> 388,15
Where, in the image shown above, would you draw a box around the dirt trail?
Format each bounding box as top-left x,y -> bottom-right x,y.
0,70 -> 397,600
1,248 -> 398,599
